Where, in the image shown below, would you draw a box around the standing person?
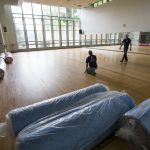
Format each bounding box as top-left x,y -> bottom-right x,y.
85,50 -> 97,75
119,34 -> 132,63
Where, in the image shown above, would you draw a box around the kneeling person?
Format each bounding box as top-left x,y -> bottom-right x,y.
85,50 -> 97,75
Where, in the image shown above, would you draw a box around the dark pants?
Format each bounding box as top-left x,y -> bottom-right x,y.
86,67 -> 96,75
121,47 -> 128,62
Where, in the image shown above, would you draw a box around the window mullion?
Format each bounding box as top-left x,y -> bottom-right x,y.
41,5 -> 46,48
31,3 -> 38,48
21,4 -> 29,50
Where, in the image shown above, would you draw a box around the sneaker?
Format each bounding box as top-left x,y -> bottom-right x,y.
120,60 -> 123,62
124,61 -> 127,64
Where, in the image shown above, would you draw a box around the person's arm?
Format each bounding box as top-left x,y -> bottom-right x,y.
129,40 -> 132,51
95,56 -> 97,68
86,63 -> 88,71
85,58 -> 88,72
119,40 -> 124,49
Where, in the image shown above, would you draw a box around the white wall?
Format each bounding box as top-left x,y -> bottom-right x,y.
80,0 -> 150,34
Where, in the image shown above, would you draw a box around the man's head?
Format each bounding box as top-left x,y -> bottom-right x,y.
126,34 -> 129,38
88,50 -> 93,55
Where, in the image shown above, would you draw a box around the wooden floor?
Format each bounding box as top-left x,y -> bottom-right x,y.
0,46 -> 150,150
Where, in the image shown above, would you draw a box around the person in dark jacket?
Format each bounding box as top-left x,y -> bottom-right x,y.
85,50 -> 97,75
120,34 -> 132,63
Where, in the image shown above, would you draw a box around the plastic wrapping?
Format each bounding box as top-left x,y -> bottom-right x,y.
5,52 -> 13,64
0,57 -> 6,79
16,91 -> 135,150
117,98 -> 150,150
0,53 -> 5,59
6,83 -> 109,137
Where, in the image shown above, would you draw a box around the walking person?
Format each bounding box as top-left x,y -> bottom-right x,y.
119,34 -> 132,63
85,50 -> 97,75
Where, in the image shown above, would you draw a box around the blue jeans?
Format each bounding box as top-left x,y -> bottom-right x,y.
87,67 -> 96,75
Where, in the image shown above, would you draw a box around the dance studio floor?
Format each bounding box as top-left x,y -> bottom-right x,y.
0,46 -> 150,150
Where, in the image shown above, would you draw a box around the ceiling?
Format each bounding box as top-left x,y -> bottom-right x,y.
8,0 -> 98,8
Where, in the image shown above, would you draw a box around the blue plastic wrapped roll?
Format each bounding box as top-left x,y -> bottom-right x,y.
16,91 -> 135,150
117,98 -> 150,150
6,83 -> 108,137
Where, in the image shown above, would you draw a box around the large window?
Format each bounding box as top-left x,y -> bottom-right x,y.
61,20 -> 67,46
53,19 -> 60,46
74,20 -> 80,45
68,20 -> 73,46
11,2 -> 80,49
92,0 -> 112,8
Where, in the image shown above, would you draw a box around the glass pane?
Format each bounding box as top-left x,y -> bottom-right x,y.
28,41 -> 35,44
75,41 -> 79,46
26,24 -> 34,30
15,24 -> 24,30
62,31 -> 66,40
97,34 -> 102,44
18,42 -> 26,49
32,3 -> 42,15
102,34 -> 106,44
53,25 -> 59,30
73,9 -> 79,18
115,33 -> 119,44
68,20 -> 73,25
54,42 -> 60,47
25,18 -> 33,24
94,3 -> 98,7
35,19 -> 42,24
34,15 -> 42,19
44,19 -> 51,24
36,25 -> 42,30
43,16 -> 50,19
37,31 -> 43,41
75,31 -> 79,40
13,14 -> 22,17
16,30 -> 25,42
29,45 -> 36,48
75,20 -> 79,30
62,41 -> 67,46
11,6 -> 22,14
67,8 -> 73,18
98,1 -> 103,5
69,41 -> 73,46
14,18 -> 23,24
45,24 -> 51,30
53,31 -> 59,40
59,7 -> 66,17
69,31 -> 73,40
22,3 -> 32,14
46,42 -> 52,47
24,14 -> 32,18
51,6 -> 59,16
45,31 -> 52,41
69,25 -> 73,31
27,31 -> 35,41
53,20 -> 59,26
42,5 -> 50,15
92,34 -> 96,40
103,0 -> 107,4
110,33 -> 114,43
38,42 -> 44,48
97,34 -> 101,39
61,20 -> 66,25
